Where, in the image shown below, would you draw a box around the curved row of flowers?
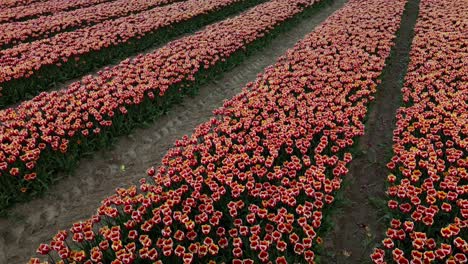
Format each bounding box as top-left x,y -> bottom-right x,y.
0,0 -> 266,107
0,0 -> 114,23
28,0 -> 408,262
371,0 -> 468,263
0,0 -> 321,210
0,0 -> 181,49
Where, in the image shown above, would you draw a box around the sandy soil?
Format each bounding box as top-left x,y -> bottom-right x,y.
0,0 -> 347,263
321,0 -> 420,263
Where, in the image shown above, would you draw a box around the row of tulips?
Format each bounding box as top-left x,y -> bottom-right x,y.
0,0 -> 267,107
28,0 -> 409,262
0,0 -> 182,49
372,0 -> 468,263
0,0 -> 44,9
0,0 -> 114,23
0,0 -> 325,211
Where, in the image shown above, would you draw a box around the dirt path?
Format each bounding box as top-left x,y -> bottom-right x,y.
321,0 -> 420,263
0,0 -> 347,263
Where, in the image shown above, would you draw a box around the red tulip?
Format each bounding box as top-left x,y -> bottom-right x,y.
36,244 -> 51,255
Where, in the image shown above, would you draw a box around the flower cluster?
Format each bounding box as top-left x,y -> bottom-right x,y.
28,0 -> 407,262
0,0 -> 112,23
0,0 -> 252,87
0,0 -> 42,9
371,0 -> 468,263
0,0 -> 320,206
0,0 -> 180,49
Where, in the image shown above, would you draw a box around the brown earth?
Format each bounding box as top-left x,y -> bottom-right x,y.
0,0 -> 348,263
321,0 -> 420,263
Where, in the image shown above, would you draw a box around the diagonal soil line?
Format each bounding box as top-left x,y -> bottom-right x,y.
321,0 -> 420,263
0,0 -> 348,263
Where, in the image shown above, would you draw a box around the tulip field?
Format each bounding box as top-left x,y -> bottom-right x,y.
0,0 -> 182,49
0,0 -> 324,213
0,0 -> 114,23
0,0 -> 465,263
0,0 -> 269,106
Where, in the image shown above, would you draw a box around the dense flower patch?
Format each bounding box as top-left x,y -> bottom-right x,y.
0,0 -> 114,23
0,0 -> 44,9
0,0 -> 181,49
27,0 -> 408,262
0,0 -> 322,210
0,0 -> 244,81
0,0 -> 266,106
371,0 -> 468,263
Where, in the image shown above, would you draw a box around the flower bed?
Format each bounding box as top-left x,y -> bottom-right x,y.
0,0 -> 114,23
28,0 -> 408,262
371,0 -> 468,263
0,0 -> 267,107
0,0 -> 326,212
0,0 -> 182,49
0,0 -> 44,9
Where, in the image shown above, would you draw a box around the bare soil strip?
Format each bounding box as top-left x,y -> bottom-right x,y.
0,0 -> 347,263
322,0 -> 420,263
